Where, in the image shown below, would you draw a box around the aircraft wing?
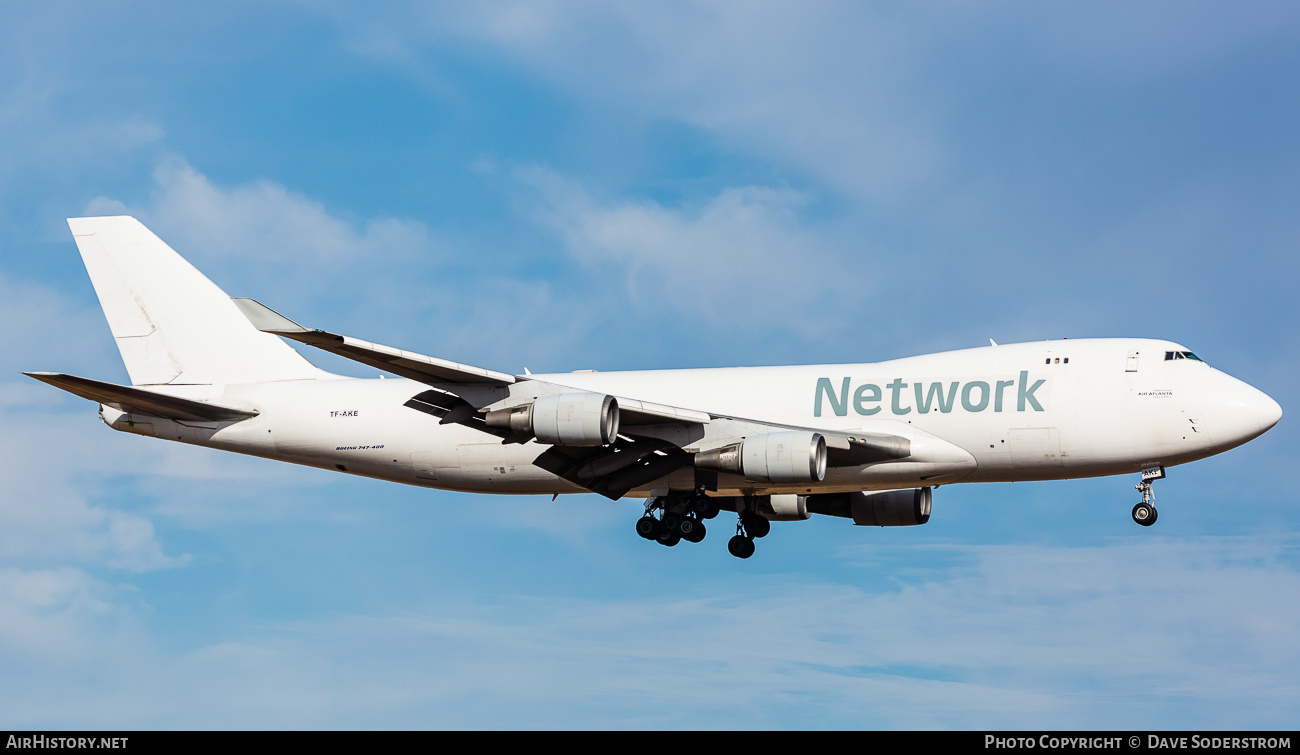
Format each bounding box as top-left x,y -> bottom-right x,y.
24,372 -> 258,422
232,298 -> 516,386
233,298 -> 710,427
237,298 -> 911,498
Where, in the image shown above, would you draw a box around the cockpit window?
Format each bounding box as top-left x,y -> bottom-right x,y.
1165,351 -> 1204,362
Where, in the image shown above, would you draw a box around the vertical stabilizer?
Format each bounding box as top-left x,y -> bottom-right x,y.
68,216 -> 323,385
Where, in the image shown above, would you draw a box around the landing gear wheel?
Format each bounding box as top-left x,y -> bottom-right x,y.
728,535 -> 755,559
635,516 -> 662,540
676,517 -> 707,540
657,530 -> 681,547
742,513 -> 771,539
1132,476 -> 1160,527
1132,502 -> 1158,527
689,493 -> 720,520
662,512 -> 682,534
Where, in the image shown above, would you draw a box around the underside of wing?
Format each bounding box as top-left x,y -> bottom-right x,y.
532,439 -> 694,500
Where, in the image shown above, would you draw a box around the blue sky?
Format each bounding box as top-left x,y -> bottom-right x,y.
1,1 -> 1298,729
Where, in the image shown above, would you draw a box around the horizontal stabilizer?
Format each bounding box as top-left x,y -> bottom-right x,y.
24,372 -> 258,422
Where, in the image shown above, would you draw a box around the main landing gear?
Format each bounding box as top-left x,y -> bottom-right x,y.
636,490 -> 719,548
637,491 -> 773,559
1131,465 -> 1165,527
727,510 -> 770,559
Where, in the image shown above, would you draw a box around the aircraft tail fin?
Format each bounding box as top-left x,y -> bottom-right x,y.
68,216 -> 324,386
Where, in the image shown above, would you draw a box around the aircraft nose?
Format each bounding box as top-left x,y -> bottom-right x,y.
1257,390 -> 1283,434
1198,371 -> 1280,450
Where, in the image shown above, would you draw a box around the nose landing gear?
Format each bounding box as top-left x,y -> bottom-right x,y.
1131,465 -> 1164,527
1131,499 -> 1158,526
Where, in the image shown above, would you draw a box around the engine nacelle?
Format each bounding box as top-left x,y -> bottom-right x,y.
764,493 -> 810,521
485,393 -> 619,446
805,488 -> 932,526
695,430 -> 827,484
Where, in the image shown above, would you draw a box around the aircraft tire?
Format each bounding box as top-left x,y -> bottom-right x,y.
636,516 -> 661,540
743,513 -> 771,539
1132,502 -> 1158,527
728,535 -> 755,559
658,531 -> 681,547
682,520 -> 706,543
690,493 -> 720,520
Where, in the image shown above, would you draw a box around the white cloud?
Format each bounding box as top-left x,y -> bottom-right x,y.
325,2 -> 1300,207
0,536 -> 1293,728
284,537 -> 1299,728
333,1 -> 946,202
0,409 -> 188,572
75,154 -> 878,367
85,156 -> 432,269
0,273 -> 185,571
0,568 -> 127,664
519,166 -> 865,333
0,273 -> 121,380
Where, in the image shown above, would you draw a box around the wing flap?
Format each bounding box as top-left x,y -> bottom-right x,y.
25,372 -> 258,422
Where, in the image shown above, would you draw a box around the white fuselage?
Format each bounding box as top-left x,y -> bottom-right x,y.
101,338 -> 1280,499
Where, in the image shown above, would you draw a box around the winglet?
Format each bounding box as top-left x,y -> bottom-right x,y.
231,298 -> 309,334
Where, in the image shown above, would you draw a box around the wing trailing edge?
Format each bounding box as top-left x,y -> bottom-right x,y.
232,297 -> 518,386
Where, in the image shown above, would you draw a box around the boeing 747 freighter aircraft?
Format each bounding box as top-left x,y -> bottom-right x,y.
27,217 -> 1283,558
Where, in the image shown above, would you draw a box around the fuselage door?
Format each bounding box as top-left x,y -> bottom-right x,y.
1125,350 -> 1140,372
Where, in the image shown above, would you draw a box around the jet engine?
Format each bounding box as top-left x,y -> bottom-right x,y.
694,430 -> 827,483
805,488 -> 932,526
485,393 -> 619,446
